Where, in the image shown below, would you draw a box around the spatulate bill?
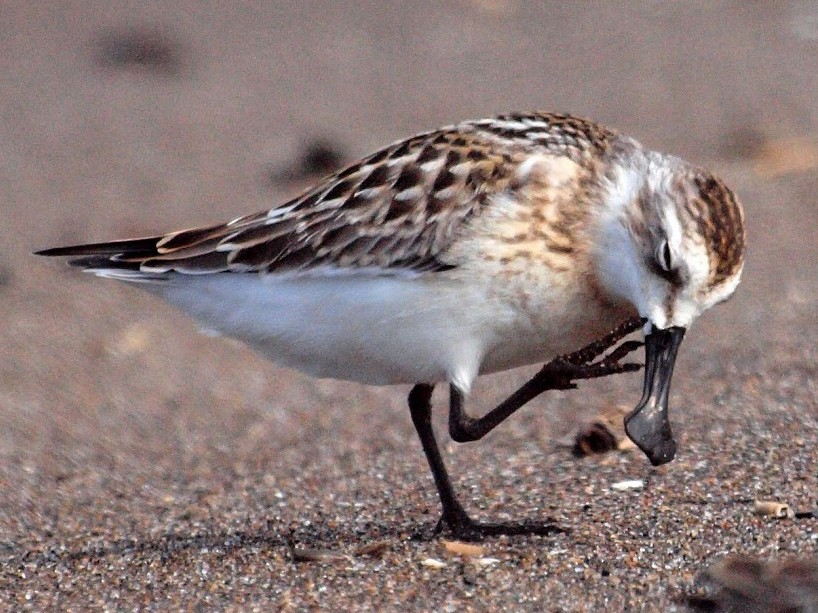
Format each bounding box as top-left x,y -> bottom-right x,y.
624,326 -> 686,465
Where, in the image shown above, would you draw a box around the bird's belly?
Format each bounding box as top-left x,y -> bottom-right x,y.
153,272 -> 497,389
150,270 -> 633,390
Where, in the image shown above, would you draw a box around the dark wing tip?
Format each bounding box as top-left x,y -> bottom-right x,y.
34,245 -> 85,257
34,237 -> 161,258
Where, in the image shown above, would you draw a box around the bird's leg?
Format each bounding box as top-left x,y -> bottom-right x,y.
409,317 -> 645,540
408,383 -> 565,540
449,317 -> 645,443
407,384 -> 472,532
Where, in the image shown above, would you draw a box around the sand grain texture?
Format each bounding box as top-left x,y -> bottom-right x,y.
1,2 -> 817,610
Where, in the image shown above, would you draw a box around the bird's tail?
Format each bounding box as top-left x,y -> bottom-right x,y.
35,223 -> 236,282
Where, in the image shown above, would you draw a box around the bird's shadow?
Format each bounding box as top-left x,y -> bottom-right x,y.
413,517 -> 569,542
3,516 -> 569,571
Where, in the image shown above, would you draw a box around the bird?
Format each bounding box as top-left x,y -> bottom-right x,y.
37,112 -> 746,539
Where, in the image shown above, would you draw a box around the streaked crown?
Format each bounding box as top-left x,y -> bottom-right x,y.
685,173 -> 745,290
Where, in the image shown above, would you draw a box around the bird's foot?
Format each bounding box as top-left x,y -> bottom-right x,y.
536,317 -> 646,389
434,509 -> 567,541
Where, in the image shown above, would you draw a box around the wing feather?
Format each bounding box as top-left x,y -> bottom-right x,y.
36,112 -> 616,278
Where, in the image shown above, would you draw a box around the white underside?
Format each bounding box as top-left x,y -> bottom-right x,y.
132,269 -> 618,392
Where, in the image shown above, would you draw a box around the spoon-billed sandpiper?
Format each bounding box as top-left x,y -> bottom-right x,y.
38,112 -> 745,538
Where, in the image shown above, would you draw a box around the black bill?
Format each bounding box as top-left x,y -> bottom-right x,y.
624,325 -> 686,466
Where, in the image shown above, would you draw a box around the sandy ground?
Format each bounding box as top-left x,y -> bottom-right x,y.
1,1 -> 817,610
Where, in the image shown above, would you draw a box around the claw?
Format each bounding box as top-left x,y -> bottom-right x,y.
543,317 -> 645,384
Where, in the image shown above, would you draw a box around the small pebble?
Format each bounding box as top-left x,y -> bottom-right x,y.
441,539 -> 486,557
270,139 -> 347,183
462,564 -> 478,585
611,479 -> 644,491
291,546 -> 347,563
753,500 -> 794,519
475,557 -> 501,566
573,405 -> 636,456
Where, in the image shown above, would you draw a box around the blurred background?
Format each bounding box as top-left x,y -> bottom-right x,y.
1,1 -> 817,609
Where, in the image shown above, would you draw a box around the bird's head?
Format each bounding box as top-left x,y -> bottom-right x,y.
594,150 -> 746,464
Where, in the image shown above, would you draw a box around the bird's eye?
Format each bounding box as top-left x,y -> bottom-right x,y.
658,239 -> 672,272
651,238 -> 681,285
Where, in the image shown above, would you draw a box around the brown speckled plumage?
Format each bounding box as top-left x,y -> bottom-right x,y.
691,173 -> 746,289
39,112 -> 617,276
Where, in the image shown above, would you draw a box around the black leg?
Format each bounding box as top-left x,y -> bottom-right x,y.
408,383 -> 565,540
407,317 -> 645,539
450,318 -> 644,442
407,384 -> 472,532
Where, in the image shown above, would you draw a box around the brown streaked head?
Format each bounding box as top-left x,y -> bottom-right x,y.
593,151 -> 746,466
689,172 -> 746,292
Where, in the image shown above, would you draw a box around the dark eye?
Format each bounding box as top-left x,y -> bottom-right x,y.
652,238 -> 681,285
659,239 -> 672,272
